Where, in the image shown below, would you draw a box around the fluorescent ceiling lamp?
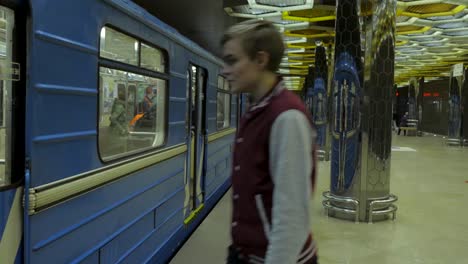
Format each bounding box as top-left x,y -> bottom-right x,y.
247,0 -> 313,11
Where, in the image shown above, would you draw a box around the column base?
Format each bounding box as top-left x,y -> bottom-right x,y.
367,194 -> 398,224
463,139 -> 468,147
322,191 -> 359,223
322,191 -> 398,223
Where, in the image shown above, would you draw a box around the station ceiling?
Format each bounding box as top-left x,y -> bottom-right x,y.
135,0 -> 468,90
132,0 -> 243,58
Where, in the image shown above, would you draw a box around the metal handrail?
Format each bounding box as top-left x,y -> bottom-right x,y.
368,194 -> 398,224
322,191 -> 360,223
129,131 -> 157,136
463,139 -> 468,147
317,150 -> 326,160
447,138 -> 461,146
322,200 -> 357,214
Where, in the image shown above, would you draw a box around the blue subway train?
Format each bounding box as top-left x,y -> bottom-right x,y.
0,0 -> 240,263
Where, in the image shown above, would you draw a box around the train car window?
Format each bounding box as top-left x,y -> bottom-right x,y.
98,26 -> 170,162
100,27 -> 139,66
141,43 -> 166,73
0,6 -> 14,186
98,67 -> 166,161
216,76 -> 231,130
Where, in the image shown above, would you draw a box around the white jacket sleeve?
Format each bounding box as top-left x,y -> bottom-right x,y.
265,109 -> 316,264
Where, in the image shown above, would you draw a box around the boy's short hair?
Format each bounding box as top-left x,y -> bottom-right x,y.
221,19 -> 285,72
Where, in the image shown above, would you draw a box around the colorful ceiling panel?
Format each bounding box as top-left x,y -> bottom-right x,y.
225,0 -> 468,90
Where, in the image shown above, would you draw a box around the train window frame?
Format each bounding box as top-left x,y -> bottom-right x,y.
97,25 -> 170,163
216,75 -> 232,130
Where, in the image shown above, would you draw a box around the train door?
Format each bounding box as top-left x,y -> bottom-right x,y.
0,1 -> 25,263
184,64 -> 207,223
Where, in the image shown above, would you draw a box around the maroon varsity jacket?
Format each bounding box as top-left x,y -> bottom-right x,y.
230,81 -> 318,263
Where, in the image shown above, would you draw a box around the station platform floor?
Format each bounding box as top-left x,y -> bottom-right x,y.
170,134 -> 468,264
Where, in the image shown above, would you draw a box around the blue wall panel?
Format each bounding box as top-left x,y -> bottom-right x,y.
79,251 -> 99,264
30,156 -> 185,263
32,138 -> 99,186
154,189 -> 185,228
120,209 -> 184,264
31,174 -> 184,263
100,212 -> 154,264
205,135 -> 233,197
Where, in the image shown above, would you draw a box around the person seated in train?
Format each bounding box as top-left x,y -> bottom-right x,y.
110,88 -> 128,137
142,86 -> 156,119
130,86 -> 157,130
221,19 -> 318,264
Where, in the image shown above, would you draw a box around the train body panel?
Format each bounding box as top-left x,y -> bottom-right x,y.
0,187 -> 23,264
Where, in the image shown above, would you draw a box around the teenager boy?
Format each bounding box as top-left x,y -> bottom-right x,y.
221,20 -> 318,264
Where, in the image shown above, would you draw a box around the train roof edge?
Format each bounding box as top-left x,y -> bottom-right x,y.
106,0 -> 223,65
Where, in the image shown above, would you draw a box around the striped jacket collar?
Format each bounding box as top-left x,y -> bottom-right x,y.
248,79 -> 285,113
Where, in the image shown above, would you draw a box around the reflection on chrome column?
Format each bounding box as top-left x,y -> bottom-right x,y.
312,44 -> 328,160
323,0 -> 398,223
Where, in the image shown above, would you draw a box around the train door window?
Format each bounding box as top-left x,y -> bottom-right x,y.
0,6 -> 14,186
217,76 -> 231,130
98,26 -> 169,162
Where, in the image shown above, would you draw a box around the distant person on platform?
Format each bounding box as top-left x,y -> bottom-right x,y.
398,112 -> 409,136
221,19 -> 318,264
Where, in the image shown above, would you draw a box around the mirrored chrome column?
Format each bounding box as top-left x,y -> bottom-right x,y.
417,77 -> 424,135
447,63 -> 464,145
325,44 -> 335,161
408,78 -> 418,120
360,0 -> 398,222
323,0 -> 398,223
406,77 -> 420,134
326,0 -> 362,220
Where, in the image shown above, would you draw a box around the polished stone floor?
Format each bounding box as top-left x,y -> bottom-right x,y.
170,134 -> 468,264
